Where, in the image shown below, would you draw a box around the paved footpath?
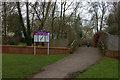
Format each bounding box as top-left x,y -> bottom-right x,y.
32,47 -> 100,78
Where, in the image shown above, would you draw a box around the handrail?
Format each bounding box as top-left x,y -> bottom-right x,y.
98,41 -> 105,55
70,40 -> 76,48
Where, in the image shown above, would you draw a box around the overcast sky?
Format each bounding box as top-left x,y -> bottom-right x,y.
1,0 -> 119,2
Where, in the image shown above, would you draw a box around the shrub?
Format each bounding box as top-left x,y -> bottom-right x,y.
8,36 -> 21,45
92,31 -> 104,47
81,38 -> 94,47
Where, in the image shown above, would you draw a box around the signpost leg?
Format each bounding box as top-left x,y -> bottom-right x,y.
48,42 -> 49,55
34,42 -> 36,56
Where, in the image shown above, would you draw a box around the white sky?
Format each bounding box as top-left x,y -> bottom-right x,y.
1,0 -> 120,2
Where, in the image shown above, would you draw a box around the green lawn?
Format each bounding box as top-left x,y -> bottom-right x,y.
2,53 -> 67,78
18,43 -> 27,46
76,57 -> 118,78
18,42 -> 48,47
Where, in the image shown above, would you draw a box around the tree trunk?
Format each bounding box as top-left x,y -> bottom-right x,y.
100,15 -> 104,31
16,2 -> 30,45
26,2 -> 32,46
51,18 -> 54,39
3,2 -> 7,45
95,12 -> 99,32
32,13 -> 34,30
118,2 -> 120,34
51,1 -> 57,39
60,1 -> 66,39
39,1 -> 51,30
100,5 -> 105,31
57,0 -> 63,39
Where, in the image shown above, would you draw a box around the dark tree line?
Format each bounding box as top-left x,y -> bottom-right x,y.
1,1 -> 83,46
106,2 -> 120,35
1,1 -> 119,46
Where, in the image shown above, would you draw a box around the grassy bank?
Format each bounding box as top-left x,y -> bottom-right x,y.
2,53 -> 67,78
75,57 -> 118,78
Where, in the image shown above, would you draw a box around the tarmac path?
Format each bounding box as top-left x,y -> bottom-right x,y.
32,47 -> 100,78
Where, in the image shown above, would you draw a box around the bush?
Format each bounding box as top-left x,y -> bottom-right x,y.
92,31 -> 104,47
81,38 -> 94,47
8,36 -> 21,45
98,42 -> 105,56
69,40 -> 78,54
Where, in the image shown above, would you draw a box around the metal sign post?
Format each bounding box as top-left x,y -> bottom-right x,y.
33,30 -> 50,56
48,42 -> 49,55
48,33 -> 50,55
34,42 -> 36,56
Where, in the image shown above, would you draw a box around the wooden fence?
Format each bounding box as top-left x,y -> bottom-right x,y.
105,50 -> 120,59
99,33 -> 119,51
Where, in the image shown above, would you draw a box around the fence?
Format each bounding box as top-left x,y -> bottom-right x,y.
99,33 -> 120,51
98,33 -> 120,58
50,30 -> 76,47
50,39 -> 68,47
107,35 -> 119,51
105,50 -> 120,59
1,45 -> 71,55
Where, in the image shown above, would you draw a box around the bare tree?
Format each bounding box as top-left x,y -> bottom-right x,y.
60,0 -> 73,38
57,0 -> 63,39
57,0 -> 74,39
16,2 -> 32,46
89,2 -> 108,32
31,1 -> 51,30
51,0 -> 57,39
26,2 -> 32,45
89,2 -> 99,32
99,2 -> 108,31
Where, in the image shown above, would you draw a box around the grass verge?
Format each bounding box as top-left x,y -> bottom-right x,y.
2,53 -> 67,78
75,57 -> 118,78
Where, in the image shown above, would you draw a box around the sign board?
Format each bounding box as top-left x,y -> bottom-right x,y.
110,40 -> 112,44
34,30 -> 50,43
33,30 -> 50,55
34,35 -> 38,42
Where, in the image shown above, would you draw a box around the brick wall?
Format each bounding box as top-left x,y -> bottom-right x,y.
1,45 -> 71,55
